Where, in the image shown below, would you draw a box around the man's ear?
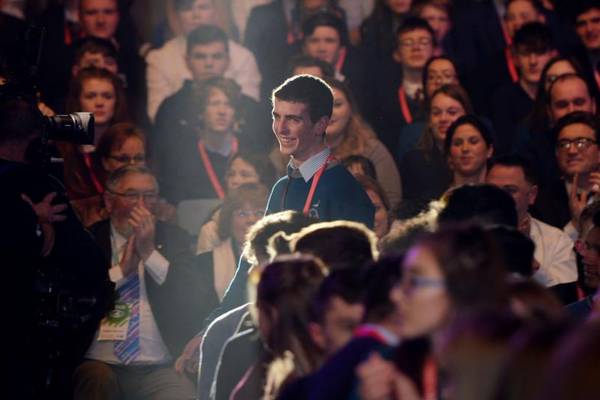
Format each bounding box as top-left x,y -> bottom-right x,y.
72,64 -> 80,77
103,192 -> 114,213
308,321 -> 327,351
393,47 -> 403,64
529,184 -> 539,206
314,116 -> 330,136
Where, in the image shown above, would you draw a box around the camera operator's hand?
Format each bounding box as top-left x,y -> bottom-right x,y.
21,192 -> 67,225
129,205 -> 156,261
120,236 -> 140,278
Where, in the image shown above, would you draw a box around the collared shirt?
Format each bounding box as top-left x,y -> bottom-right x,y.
86,225 -> 171,365
203,133 -> 236,157
288,147 -> 331,182
530,216 -> 578,287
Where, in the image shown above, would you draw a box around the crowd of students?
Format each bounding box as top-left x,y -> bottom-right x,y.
4,0 -> 600,399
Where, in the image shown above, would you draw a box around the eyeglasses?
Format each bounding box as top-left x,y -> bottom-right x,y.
108,189 -> 159,204
398,275 -> 445,292
556,137 -> 598,151
399,37 -> 433,48
427,71 -> 456,82
107,154 -> 146,164
233,209 -> 265,218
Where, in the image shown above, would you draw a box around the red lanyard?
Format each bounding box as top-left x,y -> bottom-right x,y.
303,155 -> 334,215
197,138 -> 238,199
594,70 -> 600,91
422,356 -> 438,400
335,47 -> 347,74
398,86 -> 414,124
504,47 -> 519,83
354,325 -> 396,345
82,152 -> 104,194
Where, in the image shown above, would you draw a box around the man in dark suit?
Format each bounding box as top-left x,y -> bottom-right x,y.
73,166 -> 219,400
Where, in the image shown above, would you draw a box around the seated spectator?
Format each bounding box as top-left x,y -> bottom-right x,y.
486,155 -> 578,303
73,166 -> 219,400
325,78 -> 402,208
445,114 -> 494,188
573,0 -> 600,89
69,122 -> 148,227
372,17 -> 435,154
360,0 -> 413,65
190,211 -> 315,400
299,12 -> 371,115
196,183 -> 268,301
287,54 -> 335,79
490,22 -> 557,154
533,111 -> 600,235
71,37 -> 119,79
356,225 -> 509,399
197,151 -> 277,253
422,55 -> 461,101
400,84 -> 471,213
60,67 -> 129,202
570,208 -> 600,318
156,77 -> 241,204
304,255 -> 403,400
355,174 -> 392,241
412,0 -> 455,56
152,25 -> 269,153
146,0 -> 261,121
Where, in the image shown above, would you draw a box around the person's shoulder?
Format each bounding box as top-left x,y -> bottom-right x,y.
146,36 -> 184,62
228,39 -> 255,60
531,217 -> 573,242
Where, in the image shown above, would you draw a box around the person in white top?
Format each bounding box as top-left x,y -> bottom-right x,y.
145,0 -> 261,121
487,154 -> 578,292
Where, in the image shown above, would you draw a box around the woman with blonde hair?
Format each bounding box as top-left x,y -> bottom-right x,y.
325,78 -> 402,209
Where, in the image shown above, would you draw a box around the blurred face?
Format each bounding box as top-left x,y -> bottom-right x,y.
368,189 -> 390,239
514,47 -> 555,85
395,28 -> 434,70
430,93 -> 465,144
326,88 -> 352,142
178,0 -> 216,35
231,202 -> 264,245
102,136 -> 146,173
425,59 -> 458,97
419,5 -> 450,44
318,297 -> 364,355
549,78 -> 595,122
73,51 -> 118,76
386,0 -> 412,14
544,60 -> 576,91
304,26 -> 343,65
449,123 -> 493,178
226,157 -> 259,191
272,99 -> 328,163
80,0 -> 119,39
576,226 -> 600,288
391,244 -> 450,338
505,0 -> 544,38
186,42 -> 229,82
203,87 -> 235,134
575,8 -> 600,51
79,78 -> 116,126
486,165 -> 537,220
105,173 -> 158,236
555,122 -> 600,177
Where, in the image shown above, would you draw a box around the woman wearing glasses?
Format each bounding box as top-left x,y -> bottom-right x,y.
198,183 -> 269,300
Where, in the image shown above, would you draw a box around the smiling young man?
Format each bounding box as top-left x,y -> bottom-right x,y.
266,74 -> 374,228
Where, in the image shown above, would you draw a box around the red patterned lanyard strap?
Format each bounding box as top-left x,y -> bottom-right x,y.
398,86 -> 414,124
302,155 -> 334,215
197,138 -> 238,200
83,152 -> 104,194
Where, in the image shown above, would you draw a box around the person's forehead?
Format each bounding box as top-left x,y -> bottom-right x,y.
190,41 -> 227,54
81,0 -> 118,11
558,122 -> 596,139
311,25 -> 341,38
429,59 -> 454,71
273,99 -> 310,115
577,7 -> 600,21
552,78 -> 588,97
399,28 -> 432,39
117,173 -> 157,190
489,164 -> 526,181
507,0 -> 537,13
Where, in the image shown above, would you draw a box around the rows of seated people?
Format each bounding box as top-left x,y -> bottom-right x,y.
4,0 -> 600,398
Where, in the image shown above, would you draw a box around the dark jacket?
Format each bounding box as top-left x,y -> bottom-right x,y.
89,219 -> 219,356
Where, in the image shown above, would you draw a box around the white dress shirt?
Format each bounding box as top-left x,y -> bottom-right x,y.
86,226 -> 172,365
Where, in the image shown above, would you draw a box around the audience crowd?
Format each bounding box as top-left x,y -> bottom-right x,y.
4,0 -> 600,399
